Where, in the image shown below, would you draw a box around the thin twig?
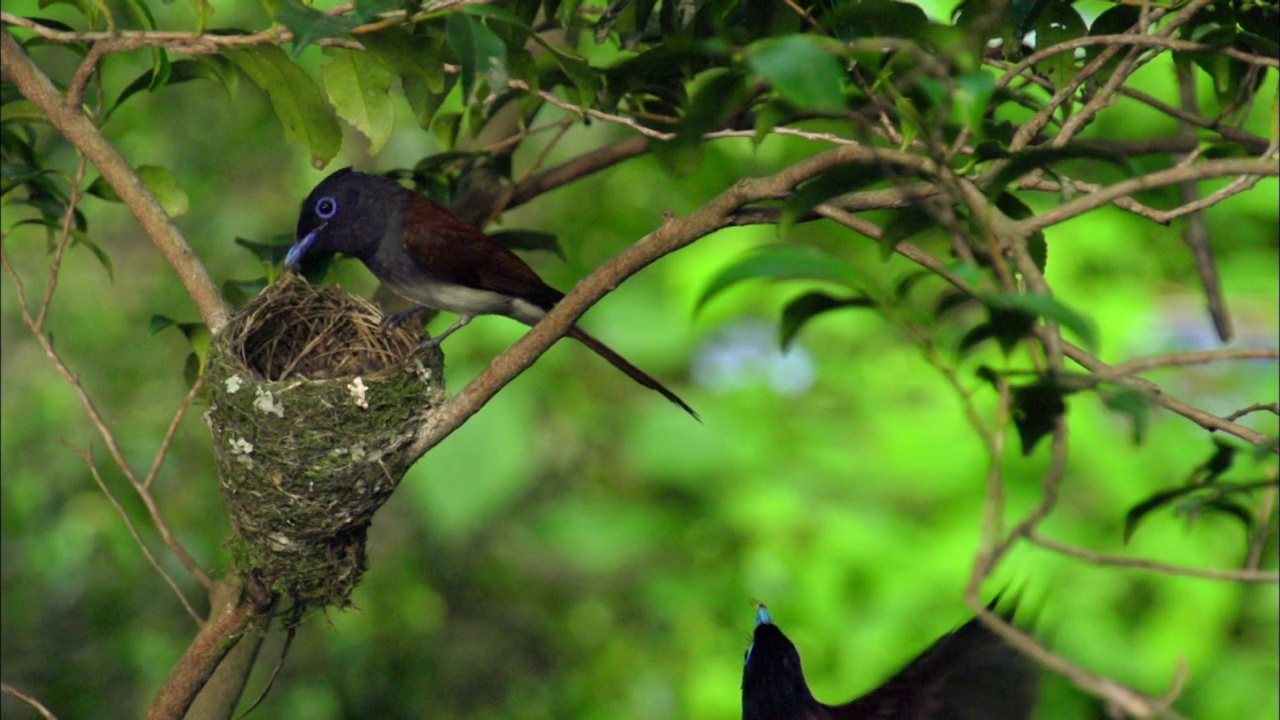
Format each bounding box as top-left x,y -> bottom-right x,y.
1,247 -> 215,589
144,377 -> 206,491
1,683 -> 58,720
68,443 -> 205,624
1225,402 -> 1280,422
967,602 -> 1189,719
1015,159 -> 1278,236
1119,87 -> 1270,152
35,155 -> 88,333
1105,348 -> 1279,377
1027,531 -> 1279,583
1056,338 -> 1276,449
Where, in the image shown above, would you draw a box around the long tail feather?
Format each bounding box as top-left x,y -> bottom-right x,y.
568,326 -> 700,421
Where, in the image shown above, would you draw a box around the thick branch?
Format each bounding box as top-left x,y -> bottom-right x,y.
148,577 -> 274,720
406,144 -> 935,459
0,29 -> 228,332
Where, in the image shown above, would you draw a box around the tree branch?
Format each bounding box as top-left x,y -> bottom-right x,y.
147,577 -> 274,720
1,28 -> 228,332
1027,531 -> 1279,583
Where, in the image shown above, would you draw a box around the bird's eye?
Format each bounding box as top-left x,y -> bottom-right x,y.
315,196 -> 338,219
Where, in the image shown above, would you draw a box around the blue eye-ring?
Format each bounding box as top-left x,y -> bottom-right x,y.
315,196 -> 338,219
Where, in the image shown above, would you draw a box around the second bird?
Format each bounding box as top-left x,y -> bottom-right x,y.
285,168 -> 698,419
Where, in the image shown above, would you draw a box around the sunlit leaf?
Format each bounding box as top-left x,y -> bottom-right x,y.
747,35 -> 845,113
321,47 -> 394,153
697,245 -> 861,313
86,165 -> 188,217
225,46 -> 342,168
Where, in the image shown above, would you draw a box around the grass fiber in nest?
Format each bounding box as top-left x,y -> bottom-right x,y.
204,273 -> 444,609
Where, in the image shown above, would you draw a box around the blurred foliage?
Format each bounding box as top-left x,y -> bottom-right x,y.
2,0 -> 1278,719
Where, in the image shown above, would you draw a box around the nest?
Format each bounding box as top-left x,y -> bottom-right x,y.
203,273 -> 444,610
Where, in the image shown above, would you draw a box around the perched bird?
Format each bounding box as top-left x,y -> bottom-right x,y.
285,168 -> 698,419
743,602 -> 1039,720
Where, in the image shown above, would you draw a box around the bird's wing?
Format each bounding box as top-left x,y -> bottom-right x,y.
401,196 -> 564,309
834,612 -> 1038,720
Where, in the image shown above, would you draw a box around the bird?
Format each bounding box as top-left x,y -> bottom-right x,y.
742,601 -> 1039,720
284,168 -> 698,419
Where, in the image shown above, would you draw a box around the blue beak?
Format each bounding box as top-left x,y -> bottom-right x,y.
285,226 -> 323,269
755,604 -> 772,627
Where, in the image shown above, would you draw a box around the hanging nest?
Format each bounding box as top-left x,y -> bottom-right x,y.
203,273 -> 444,610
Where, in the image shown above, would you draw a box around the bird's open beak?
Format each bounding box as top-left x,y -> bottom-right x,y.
285,224 -> 324,269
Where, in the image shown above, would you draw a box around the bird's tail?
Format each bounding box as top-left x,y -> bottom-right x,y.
567,326 -> 700,421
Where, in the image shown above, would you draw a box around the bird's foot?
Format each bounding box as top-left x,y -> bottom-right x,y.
413,335 -> 444,353
382,306 -> 429,331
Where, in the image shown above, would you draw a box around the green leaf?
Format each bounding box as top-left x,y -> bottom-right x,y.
959,304 -> 1035,355
1123,485 -> 1199,543
747,35 -> 846,113
321,47 -> 394,153
677,69 -> 748,148
1085,6 -> 1139,83
1012,380 -> 1067,455
989,143 -> 1133,190
1197,439 -> 1237,484
137,165 -> 189,217
234,235 -> 294,265
225,46 -> 342,168
879,205 -> 935,259
781,164 -> 889,235
446,13 -> 509,102
86,165 -> 188,217
69,228 -> 114,279
595,0 -> 636,43
274,0 -> 359,55
1100,388 -> 1150,445
150,314 -> 212,368
107,56 -> 238,122
0,100 -> 48,125
222,277 -> 268,306
433,111 -> 463,149
189,0 -> 215,33
697,245 -> 861,313
361,27 -> 446,92
1033,0 -> 1087,89
994,192 -> 1047,272
995,292 -> 1098,350
953,70 -> 996,136
780,291 -> 876,349
825,0 -> 930,41
353,0 -> 398,22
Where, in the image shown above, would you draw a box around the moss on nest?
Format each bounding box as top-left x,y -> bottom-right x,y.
203,273 -> 444,610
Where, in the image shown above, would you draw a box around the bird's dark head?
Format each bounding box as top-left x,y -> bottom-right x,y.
286,168 -> 408,270
743,604 -> 818,720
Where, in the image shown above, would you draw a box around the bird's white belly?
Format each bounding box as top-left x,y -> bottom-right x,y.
391,278 -> 547,326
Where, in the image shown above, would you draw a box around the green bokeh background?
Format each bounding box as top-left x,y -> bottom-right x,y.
2,1 -> 1277,718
